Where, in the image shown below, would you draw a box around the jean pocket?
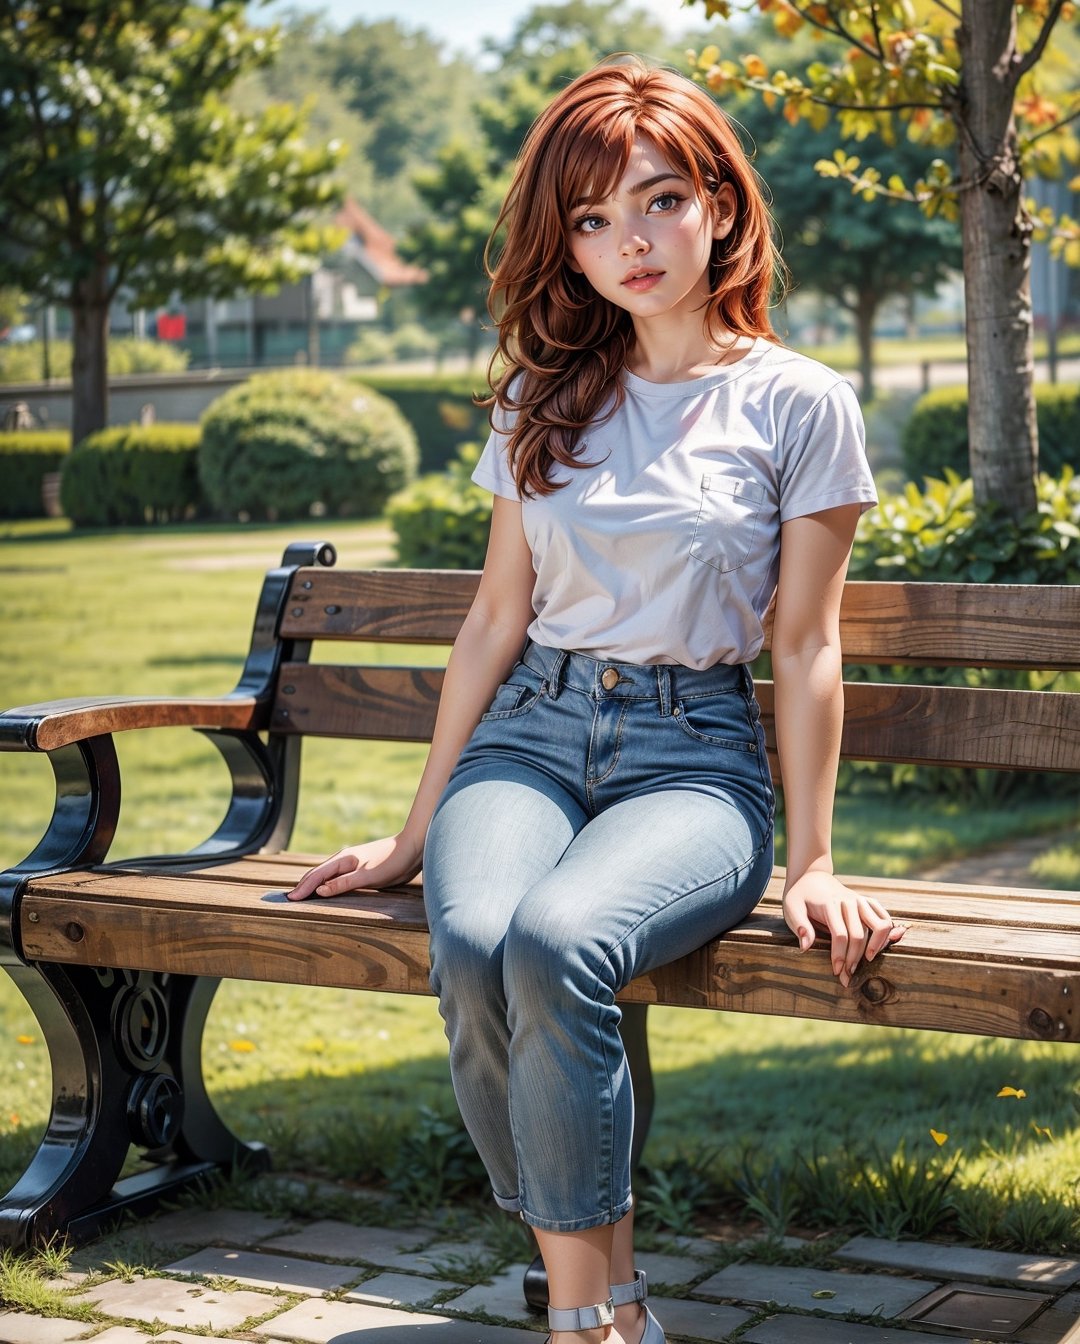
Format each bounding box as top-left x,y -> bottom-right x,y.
479,668 -> 546,722
689,475 -> 766,573
672,692 -> 759,751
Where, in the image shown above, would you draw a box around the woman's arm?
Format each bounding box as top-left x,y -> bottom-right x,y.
287,495 -> 536,900
771,504 -> 905,983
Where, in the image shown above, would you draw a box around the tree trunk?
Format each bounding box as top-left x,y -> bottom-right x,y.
957,0 -> 1038,518
70,265 -> 109,447
853,288 -> 877,404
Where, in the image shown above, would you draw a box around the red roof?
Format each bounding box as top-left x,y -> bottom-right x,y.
336,199 -> 428,287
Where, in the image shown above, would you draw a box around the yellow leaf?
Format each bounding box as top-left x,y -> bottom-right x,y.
229,1039 -> 256,1052
744,54 -> 768,78
775,4 -> 804,36
1032,1122 -> 1054,1141
997,1086 -> 1027,1099
783,99 -> 801,125
16,1035 -> 34,1045
700,44 -> 720,67
930,1128 -> 948,1146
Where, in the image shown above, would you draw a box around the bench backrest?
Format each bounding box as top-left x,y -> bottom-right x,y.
268,568 -> 1080,774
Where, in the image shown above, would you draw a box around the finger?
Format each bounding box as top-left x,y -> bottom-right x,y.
842,898 -> 870,981
314,858 -> 373,898
783,893 -> 815,951
863,899 -> 898,960
287,854 -> 357,901
822,904 -> 850,981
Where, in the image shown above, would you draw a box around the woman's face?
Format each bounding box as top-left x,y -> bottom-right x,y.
564,133 -> 734,329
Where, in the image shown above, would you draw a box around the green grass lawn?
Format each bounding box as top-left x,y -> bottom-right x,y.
1,520 -> 1077,1249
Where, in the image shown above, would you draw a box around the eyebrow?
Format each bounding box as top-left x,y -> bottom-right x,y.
570,172 -> 688,212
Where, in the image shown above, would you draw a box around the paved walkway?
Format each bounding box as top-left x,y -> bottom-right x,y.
2,1174 -> 1078,1344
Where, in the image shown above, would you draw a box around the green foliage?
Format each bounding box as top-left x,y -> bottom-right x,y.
0,338 -> 190,385
358,374 -> 489,473
0,432 -> 70,519
344,323 -> 440,367
850,468 -> 1080,585
59,424 -> 202,527
199,369 -> 418,520
387,444 -> 492,569
902,383 -> 1080,485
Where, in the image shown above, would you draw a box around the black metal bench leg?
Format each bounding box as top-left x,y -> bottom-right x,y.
0,962 -> 267,1251
522,1002 -> 653,1311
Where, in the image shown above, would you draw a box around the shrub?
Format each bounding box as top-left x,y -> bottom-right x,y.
357,373 -> 489,472
60,423 -> 202,526
0,431 -> 70,517
850,467 -> 1080,584
199,369 -> 418,520
0,337 -> 189,385
902,382 -> 1080,484
345,322 -> 439,367
387,443 -> 492,569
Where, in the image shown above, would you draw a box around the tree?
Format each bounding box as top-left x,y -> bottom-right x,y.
686,0 -> 1080,518
734,100 -> 962,400
0,1 -> 344,446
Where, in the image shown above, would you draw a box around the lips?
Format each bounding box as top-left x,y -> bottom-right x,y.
622,268 -> 663,283
621,270 -> 665,290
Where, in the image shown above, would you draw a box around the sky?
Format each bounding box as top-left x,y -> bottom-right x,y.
253,0 -> 704,57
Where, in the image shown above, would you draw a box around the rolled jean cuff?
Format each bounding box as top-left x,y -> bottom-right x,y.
492,1189 -> 521,1214
520,1193 -> 634,1233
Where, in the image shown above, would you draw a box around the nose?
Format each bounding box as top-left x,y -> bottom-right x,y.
619,228 -> 649,256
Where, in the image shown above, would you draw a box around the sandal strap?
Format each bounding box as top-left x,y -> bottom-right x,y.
547,1299 -> 615,1331
610,1271 -> 648,1307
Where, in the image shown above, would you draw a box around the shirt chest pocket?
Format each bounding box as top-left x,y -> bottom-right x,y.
689,474 -> 767,573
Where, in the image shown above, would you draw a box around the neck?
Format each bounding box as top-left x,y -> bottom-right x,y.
628,321 -> 751,384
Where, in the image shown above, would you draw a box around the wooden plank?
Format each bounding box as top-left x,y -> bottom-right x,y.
757,680 -> 1080,772
270,663 -> 1080,771
272,663 -> 443,741
0,694 -> 262,752
278,569 -> 479,643
788,582 -> 1080,669
19,888 -> 1079,1041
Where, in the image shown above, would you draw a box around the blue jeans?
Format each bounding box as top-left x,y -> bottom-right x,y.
423,642 -> 775,1232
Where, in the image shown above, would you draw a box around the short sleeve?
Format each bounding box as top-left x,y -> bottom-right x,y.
779,379 -> 877,521
471,423 -> 521,501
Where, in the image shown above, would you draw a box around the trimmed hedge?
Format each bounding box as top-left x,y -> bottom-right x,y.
60,424 -> 202,526
902,382 -> 1080,484
200,369 -> 417,520
387,443 -> 492,569
356,373 -> 490,473
0,431 -> 71,517
0,337 -> 189,385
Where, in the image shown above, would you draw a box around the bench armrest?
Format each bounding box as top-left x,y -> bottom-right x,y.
0,694 -> 266,752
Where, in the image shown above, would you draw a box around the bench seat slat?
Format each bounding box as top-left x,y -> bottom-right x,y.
272,663 -> 1080,771
280,572 -> 1080,670
18,880 -> 1078,1041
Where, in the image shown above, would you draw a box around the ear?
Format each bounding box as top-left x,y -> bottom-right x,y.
711,181 -> 737,242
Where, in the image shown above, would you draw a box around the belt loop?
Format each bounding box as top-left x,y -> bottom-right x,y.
656,665 -> 673,716
548,649 -> 568,699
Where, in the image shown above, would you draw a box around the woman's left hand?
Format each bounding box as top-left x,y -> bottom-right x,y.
782,870 -> 906,987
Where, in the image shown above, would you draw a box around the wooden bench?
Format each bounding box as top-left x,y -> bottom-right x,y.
1,539 -> 1078,1252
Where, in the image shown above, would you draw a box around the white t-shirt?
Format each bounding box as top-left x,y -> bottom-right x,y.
472,339 -> 876,669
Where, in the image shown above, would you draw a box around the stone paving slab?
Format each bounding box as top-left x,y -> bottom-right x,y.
391,1240 -> 501,1275
75,1273 -> 282,1331
259,1219 -> 433,1266
251,1298 -> 539,1343
1018,1291 -> 1080,1344
636,1251 -> 709,1288
742,1315 -> 970,1344
692,1263 -> 939,1318
649,1295 -> 753,1341
166,1245 -> 360,1295
836,1234 -> 1080,1289
145,1206 -> 293,1248
441,1263 -> 544,1326
346,1271 -> 468,1308
0,1313 -> 93,1344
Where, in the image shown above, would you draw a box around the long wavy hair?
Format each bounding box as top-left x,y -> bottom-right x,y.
485,58 -> 785,497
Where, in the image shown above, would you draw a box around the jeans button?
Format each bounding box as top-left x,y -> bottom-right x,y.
601,667 -> 620,691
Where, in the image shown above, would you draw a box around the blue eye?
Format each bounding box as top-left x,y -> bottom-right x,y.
649,193 -> 684,213
574,215 -> 605,233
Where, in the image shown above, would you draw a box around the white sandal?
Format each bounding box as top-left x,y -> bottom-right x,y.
610,1271 -> 665,1344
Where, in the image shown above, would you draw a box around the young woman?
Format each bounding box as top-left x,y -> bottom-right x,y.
288,57 -> 906,1344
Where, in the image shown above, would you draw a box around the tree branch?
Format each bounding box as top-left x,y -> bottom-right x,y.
1016,0 -> 1068,81
1022,100 -> 1080,147
928,0 -> 960,18
793,4 -> 882,62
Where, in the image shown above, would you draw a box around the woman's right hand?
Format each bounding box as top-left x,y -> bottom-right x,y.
286,833 -> 423,902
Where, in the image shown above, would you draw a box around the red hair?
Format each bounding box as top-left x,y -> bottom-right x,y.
485,58 -> 784,497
